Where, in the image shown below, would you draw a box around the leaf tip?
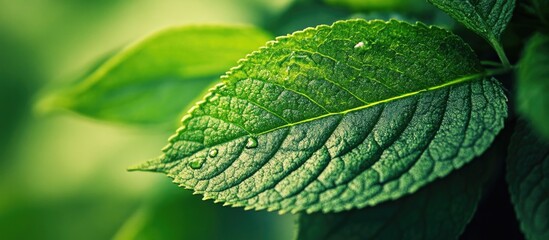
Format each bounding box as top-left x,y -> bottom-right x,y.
33,90 -> 73,116
127,156 -> 168,173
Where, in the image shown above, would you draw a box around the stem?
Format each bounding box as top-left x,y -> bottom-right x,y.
485,66 -> 513,77
481,60 -> 505,67
488,36 -> 511,68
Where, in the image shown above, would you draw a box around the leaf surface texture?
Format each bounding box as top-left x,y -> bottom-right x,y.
507,121 -> 549,240
297,147 -> 498,240
134,20 -> 507,213
427,0 -> 515,41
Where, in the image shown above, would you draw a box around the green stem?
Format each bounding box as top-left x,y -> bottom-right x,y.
481,60 -> 505,67
485,66 -> 513,77
488,36 -> 511,68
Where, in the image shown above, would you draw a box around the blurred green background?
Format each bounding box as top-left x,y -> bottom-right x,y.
0,0 -> 296,239
2,0 -> 545,239
0,0 -> 451,239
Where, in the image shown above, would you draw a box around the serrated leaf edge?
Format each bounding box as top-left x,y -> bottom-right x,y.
131,19 -> 506,214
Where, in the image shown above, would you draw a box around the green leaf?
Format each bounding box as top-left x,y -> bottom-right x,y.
41,25 -> 271,125
517,33 -> 549,139
507,120 -> 549,240
113,183 -> 294,240
532,0 -> 549,25
324,0 -> 426,12
427,0 -> 515,65
427,0 -> 515,39
268,0 -> 350,36
132,19 -> 507,213
297,144 -> 499,240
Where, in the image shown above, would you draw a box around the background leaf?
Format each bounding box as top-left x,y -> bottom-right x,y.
531,0 -> 549,25
0,30 -> 39,163
427,0 -> 515,40
0,0 -> 295,239
297,143 -> 499,240
40,25 -> 271,125
427,0 -> 515,65
134,19 -> 507,213
268,0 -> 350,35
507,120 -> 549,240
516,33 -> 549,139
324,0 -> 426,12
269,0 -> 452,36
112,182 -> 294,240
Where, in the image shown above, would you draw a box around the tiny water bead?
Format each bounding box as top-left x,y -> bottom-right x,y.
208,148 -> 218,157
354,40 -> 370,51
189,158 -> 204,169
245,137 -> 258,149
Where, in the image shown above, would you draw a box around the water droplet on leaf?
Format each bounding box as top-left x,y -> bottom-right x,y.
245,137 -> 258,149
208,148 -> 218,157
354,41 -> 365,48
189,159 -> 204,169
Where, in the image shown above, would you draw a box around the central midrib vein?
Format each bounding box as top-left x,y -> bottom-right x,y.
132,72 -> 486,171
252,72 -> 486,136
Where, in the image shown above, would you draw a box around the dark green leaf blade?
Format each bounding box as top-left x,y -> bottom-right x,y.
324,0 -> 426,12
297,145 -> 499,240
427,0 -> 515,40
41,25 -> 271,125
532,0 -> 549,25
133,19 -> 507,213
113,183 -> 294,240
427,0 -> 515,66
507,121 -> 549,240
517,33 -> 549,139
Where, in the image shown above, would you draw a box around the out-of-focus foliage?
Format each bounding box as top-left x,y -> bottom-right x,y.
324,0 -> 426,12
1,0 -> 547,239
507,121 -> 549,240
269,0 -> 350,35
516,33 -> 549,139
113,183 -> 293,240
0,0 -> 293,239
0,31 -> 38,164
40,25 -> 270,126
530,0 -> 549,25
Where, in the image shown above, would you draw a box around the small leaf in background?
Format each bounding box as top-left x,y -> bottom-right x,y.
324,0 -> 427,12
297,144 -> 499,240
517,33 -> 549,139
268,0 -> 350,35
112,183 -> 294,240
507,120 -> 549,240
0,31 -> 39,163
132,20 -> 507,213
39,25 -> 271,125
427,0 -> 515,39
531,0 -> 549,25
427,0 -> 515,65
